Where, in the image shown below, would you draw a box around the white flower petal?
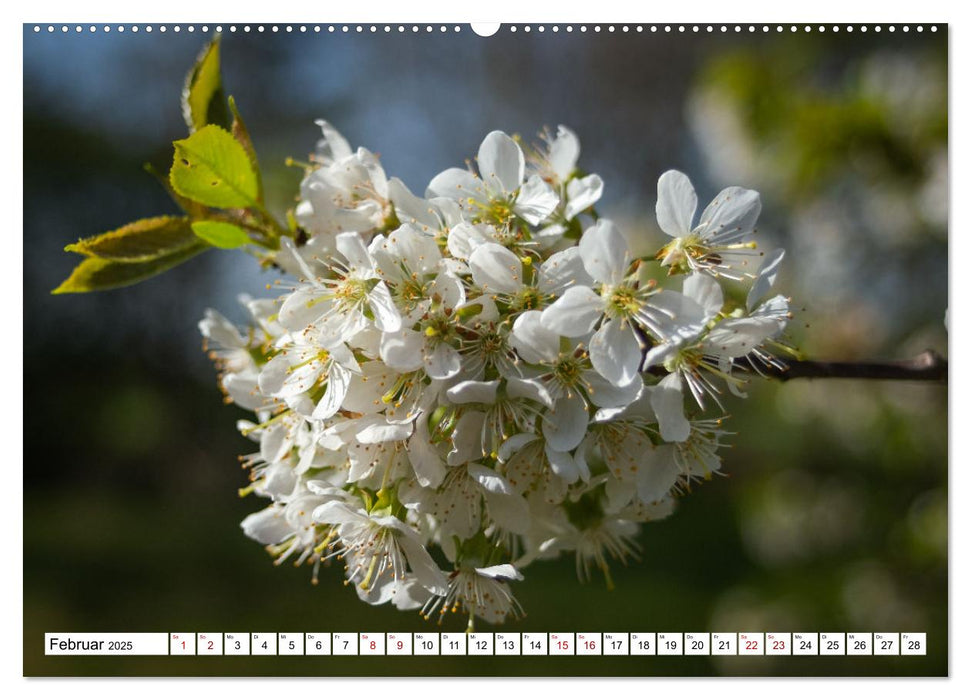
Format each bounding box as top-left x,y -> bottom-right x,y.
312,500 -> 363,526
548,125 -> 580,181
367,233 -> 398,282
279,355 -> 325,397
224,373 -> 273,412
469,463 -> 530,535
391,224 -> 441,275
426,167 -> 483,202
506,377 -> 554,408
469,242 -> 523,295
636,444 -> 680,503
428,270 -> 466,309
649,373 -> 691,443
284,393 -> 316,418
342,361 -> 395,415
515,174 -> 559,225
747,248 -> 785,311
391,577 -> 437,609
497,433 -> 539,463
356,419 -> 413,444
312,363 -> 352,420
241,506 -> 292,545
409,417 -> 447,488
396,535 -> 449,595
336,232 -> 375,276
259,419 -> 293,464
642,342 -> 680,370
698,186 -> 761,242
573,437 -> 592,482
534,222 -> 567,246
357,147 -> 388,197
306,480 -> 344,497
388,177 -> 440,232
646,289 -> 708,342
446,380 -> 500,405
353,575 -> 399,606
601,429 -> 653,482
368,281 -> 401,333
314,119 -> 353,161
656,170 -> 698,238
585,370 -> 643,409
683,273 -> 724,322
278,287 -> 328,332
511,310 -> 560,364
589,319 -> 642,387
477,130 -> 524,194
468,294 -> 499,323
703,317 -> 780,358
446,222 -> 495,260
544,443 -> 580,484
424,342 -> 461,380
542,394 -> 589,452
276,235 -> 330,279
257,354 -> 290,397
432,197 -> 464,227
604,476 -> 636,512
537,247 -> 593,296
380,329 -> 424,373
564,173 -> 604,220
448,411 -> 487,465
199,309 -> 244,349
316,309 -> 368,349
753,294 -> 790,328
578,219 -> 629,285
540,285 -> 603,337
474,564 -> 524,581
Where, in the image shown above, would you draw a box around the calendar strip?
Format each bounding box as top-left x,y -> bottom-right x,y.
44,632 -> 927,657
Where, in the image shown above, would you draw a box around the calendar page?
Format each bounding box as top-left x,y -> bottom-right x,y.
21,13 -> 948,680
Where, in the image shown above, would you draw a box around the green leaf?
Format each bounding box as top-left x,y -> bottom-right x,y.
228,95 -> 263,203
64,216 -> 199,262
170,125 -> 259,209
181,36 -> 229,132
191,220 -> 252,249
143,162 -> 210,219
52,241 -> 209,294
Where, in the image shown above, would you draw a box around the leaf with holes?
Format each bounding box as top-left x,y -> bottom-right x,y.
170,125 -> 260,209
64,216 -> 199,262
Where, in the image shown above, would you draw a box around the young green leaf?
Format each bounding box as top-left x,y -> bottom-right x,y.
228,96 -> 263,203
143,162 -> 210,219
52,240 -> 209,294
170,125 -> 260,209
182,36 -> 230,133
64,216 -> 199,262
191,220 -> 252,249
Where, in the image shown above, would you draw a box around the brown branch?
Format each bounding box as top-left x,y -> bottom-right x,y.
738,349 -> 948,383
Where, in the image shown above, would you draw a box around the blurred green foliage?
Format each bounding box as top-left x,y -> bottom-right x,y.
697,38 -> 946,201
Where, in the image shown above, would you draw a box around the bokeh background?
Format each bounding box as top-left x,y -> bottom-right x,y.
23,24 -> 947,676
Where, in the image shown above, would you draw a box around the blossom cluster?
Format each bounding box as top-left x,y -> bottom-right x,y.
200,123 -> 791,630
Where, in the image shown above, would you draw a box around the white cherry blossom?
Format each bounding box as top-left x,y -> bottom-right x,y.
200,125 -> 797,629
655,169 -> 763,280
428,131 -> 560,227
542,219 -> 706,386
